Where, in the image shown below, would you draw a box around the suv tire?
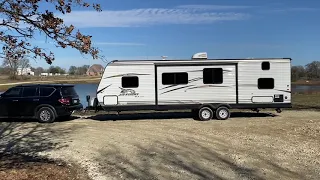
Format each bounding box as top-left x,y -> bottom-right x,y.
37,107 -> 55,123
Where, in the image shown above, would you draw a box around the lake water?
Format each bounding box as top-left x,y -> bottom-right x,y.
1,84 -> 320,107
74,83 -> 98,107
291,85 -> 320,93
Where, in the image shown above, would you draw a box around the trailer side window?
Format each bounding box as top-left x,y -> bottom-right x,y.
258,78 -> 274,89
203,68 -> 223,84
162,72 -> 188,85
122,76 -> 139,88
262,62 -> 270,70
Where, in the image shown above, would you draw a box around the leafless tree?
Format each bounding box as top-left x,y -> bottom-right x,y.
2,48 -> 23,79
291,65 -> 306,81
19,57 -> 30,76
305,61 -> 320,79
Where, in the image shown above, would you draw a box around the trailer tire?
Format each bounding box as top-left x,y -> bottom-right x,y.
198,107 -> 213,121
216,106 -> 230,120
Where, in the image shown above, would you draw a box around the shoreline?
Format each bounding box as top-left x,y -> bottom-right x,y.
292,81 -> 320,86
0,78 -> 100,91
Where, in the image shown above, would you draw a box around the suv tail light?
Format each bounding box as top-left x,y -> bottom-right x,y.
58,98 -> 70,105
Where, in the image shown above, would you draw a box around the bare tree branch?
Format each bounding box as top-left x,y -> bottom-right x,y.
0,0 -> 103,65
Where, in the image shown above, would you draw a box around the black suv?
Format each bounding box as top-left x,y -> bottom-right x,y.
0,84 -> 83,123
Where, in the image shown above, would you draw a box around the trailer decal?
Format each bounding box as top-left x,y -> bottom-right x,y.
184,85 -> 232,92
104,73 -> 150,79
97,84 -> 112,94
160,85 -> 194,95
119,87 -> 139,96
160,77 -> 203,90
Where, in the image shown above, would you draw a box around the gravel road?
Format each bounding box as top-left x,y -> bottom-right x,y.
2,110 -> 320,180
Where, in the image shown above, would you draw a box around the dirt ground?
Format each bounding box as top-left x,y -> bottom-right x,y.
1,110 -> 320,180
0,154 -> 90,180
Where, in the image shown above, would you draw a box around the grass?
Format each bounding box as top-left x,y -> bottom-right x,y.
291,92 -> 320,110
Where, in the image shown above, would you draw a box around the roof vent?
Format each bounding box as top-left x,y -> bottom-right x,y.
161,56 -> 168,60
192,52 -> 207,59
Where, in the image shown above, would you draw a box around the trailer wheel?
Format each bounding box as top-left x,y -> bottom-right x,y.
198,107 -> 213,121
216,106 -> 230,120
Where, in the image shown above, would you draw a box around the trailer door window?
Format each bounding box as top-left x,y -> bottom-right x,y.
162,72 -> 188,85
258,78 -> 274,89
122,76 -> 139,88
203,68 -> 223,84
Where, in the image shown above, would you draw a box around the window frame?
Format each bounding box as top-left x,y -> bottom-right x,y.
258,78 -> 275,89
22,87 -> 39,98
162,72 -> 188,85
121,76 -> 139,88
60,86 -> 78,96
2,87 -> 23,98
39,87 -> 56,97
203,68 -> 224,84
261,62 -> 270,71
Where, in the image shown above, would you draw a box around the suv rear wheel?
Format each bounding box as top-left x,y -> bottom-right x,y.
36,107 -> 55,123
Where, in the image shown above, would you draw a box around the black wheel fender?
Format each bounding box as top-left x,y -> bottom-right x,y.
198,104 -> 216,111
198,104 -> 231,111
216,104 -> 231,109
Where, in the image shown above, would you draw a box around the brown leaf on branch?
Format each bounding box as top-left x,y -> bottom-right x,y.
0,0 -> 104,65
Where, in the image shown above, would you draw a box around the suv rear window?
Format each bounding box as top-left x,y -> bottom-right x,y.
60,87 -> 77,96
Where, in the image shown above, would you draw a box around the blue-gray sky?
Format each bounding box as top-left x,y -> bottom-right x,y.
30,0 -> 320,69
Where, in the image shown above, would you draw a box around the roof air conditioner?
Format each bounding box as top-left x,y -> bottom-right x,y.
192,52 -> 208,59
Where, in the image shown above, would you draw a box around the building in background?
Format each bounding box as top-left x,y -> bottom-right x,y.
86,64 -> 104,76
17,67 -> 34,76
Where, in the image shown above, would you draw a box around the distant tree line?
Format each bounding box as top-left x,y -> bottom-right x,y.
29,65 -> 90,76
291,61 -> 320,82
68,65 -> 90,75
30,66 -> 67,75
0,62 -> 90,77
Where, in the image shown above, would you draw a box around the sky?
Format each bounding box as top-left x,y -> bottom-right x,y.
28,0 -> 320,69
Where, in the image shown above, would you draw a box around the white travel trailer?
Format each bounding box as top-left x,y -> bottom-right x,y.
89,53 -> 292,121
